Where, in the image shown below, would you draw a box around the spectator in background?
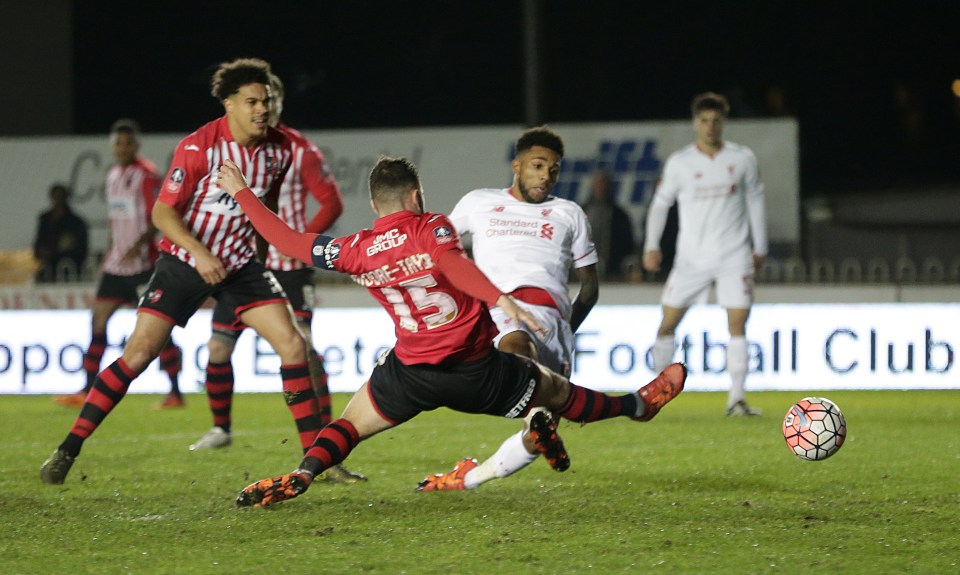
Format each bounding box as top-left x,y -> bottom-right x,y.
580,168 -> 634,281
764,84 -> 793,117
33,183 -> 89,282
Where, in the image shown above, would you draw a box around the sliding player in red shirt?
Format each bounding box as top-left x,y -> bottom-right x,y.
216,155 -> 686,508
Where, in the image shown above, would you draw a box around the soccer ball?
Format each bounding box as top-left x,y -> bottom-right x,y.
782,397 -> 846,461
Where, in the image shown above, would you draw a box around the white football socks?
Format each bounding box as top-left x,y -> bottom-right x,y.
726,336 -> 748,407
463,430 -> 538,489
652,336 -> 676,373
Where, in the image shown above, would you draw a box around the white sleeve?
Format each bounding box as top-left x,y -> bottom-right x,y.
448,193 -> 473,236
571,204 -> 599,269
743,150 -> 768,256
643,158 -> 679,252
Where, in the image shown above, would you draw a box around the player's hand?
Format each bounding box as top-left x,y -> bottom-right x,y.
753,253 -> 766,272
642,250 -> 662,272
192,249 -> 227,285
217,159 -> 249,197
496,295 -> 547,340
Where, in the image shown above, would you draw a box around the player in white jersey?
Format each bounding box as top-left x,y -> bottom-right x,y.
643,92 -> 768,416
418,126 -> 600,491
54,119 -> 184,410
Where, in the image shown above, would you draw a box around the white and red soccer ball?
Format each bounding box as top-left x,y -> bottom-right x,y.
782,397 -> 846,461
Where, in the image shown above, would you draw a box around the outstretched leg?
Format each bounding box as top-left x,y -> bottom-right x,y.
237,381 -> 392,507
41,313 -> 174,484
430,329 -> 569,492
418,363 -> 686,493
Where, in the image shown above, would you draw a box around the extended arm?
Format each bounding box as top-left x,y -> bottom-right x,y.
218,158 -> 318,265
234,188 -> 319,266
436,250 -> 546,338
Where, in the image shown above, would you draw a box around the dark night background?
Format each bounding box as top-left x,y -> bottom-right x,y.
38,1 -> 960,198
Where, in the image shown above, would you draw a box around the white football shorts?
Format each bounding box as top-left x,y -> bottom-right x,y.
490,302 -> 573,377
662,251 -> 755,309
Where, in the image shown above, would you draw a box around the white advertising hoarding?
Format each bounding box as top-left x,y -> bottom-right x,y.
1,303 -> 955,394
0,120 -> 798,257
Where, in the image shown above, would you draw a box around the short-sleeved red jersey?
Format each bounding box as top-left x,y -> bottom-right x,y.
312,210 -> 498,365
157,116 -> 292,272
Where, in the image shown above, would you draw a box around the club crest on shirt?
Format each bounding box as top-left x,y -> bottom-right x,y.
165,168 -> 184,193
264,152 -> 278,176
541,208 -> 552,218
540,222 -> 554,240
433,225 -> 454,244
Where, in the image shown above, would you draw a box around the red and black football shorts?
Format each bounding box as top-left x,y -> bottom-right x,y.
210,293 -> 247,340
210,267 -> 306,339
272,268 -> 315,321
368,348 -> 543,424
95,269 -> 154,304
138,253 -> 288,327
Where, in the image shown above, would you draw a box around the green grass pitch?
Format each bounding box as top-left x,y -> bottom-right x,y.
2,390 -> 958,574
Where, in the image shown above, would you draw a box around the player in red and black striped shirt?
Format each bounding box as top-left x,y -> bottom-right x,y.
54,119 -> 184,410
219,155 -> 687,507
40,58 -> 324,485
190,73 -> 363,483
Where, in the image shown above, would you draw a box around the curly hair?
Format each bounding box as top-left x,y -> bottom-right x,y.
516,125 -> 564,158
210,58 -> 272,100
